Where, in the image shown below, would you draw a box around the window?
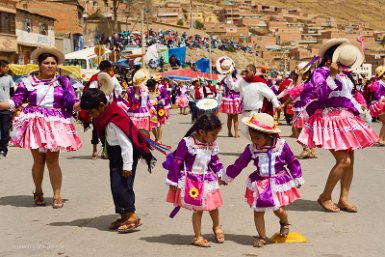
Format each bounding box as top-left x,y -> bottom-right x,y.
0,12 -> 16,34
39,23 -> 48,35
23,18 -> 32,33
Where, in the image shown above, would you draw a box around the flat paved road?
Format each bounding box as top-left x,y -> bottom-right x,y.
1,109 -> 384,257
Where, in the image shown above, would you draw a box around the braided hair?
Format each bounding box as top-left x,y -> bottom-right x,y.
184,114 -> 222,137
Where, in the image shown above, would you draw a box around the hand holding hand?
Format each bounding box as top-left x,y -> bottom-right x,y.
218,178 -> 228,186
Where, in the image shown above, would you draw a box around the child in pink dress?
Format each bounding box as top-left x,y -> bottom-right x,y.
164,114 -> 224,247
220,112 -> 304,247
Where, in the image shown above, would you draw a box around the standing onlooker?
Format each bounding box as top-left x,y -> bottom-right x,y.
0,60 -> 15,158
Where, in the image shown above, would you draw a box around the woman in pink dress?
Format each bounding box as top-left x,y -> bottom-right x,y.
0,47 -> 82,208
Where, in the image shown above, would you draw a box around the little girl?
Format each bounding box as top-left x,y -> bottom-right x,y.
175,82 -> 189,115
220,112 -> 304,248
164,114 -> 224,248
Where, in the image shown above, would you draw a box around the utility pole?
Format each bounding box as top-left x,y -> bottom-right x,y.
141,9 -> 145,64
209,36 -> 212,80
190,0 -> 193,29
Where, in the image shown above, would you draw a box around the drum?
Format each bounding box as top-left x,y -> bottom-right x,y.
196,98 -> 219,116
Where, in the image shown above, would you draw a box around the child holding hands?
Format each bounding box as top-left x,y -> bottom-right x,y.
220,112 -> 304,247
164,114 -> 225,247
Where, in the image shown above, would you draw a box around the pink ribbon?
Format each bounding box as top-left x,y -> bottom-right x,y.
357,35 -> 365,53
247,115 -> 275,130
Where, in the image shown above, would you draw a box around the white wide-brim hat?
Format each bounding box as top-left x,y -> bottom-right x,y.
216,56 -> 235,74
97,72 -> 114,96
241,112 -> 281,134
133,69 -> 150,84
332,43 -> 364,71
376,65 -> 385,78
318,38 -> 349,59
31,47 -> 65,65
295,61 -> 311,74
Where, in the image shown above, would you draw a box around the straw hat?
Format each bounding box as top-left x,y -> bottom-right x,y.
97,72 -> 114,96
31,47 -> 65,65
376,65 -> 385,78
318,38 -> 349,59
216,56 -> 235,74
133,69 -> 150,84
295,61 -> 311,74
241,112 -> 281,134
332,43 -> 364,71
191,77 -> 201,84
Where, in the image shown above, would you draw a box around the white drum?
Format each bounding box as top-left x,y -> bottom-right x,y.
196,98 -> 219,116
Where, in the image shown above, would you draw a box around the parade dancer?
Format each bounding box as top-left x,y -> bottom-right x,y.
0,47 -> 82,208
216,57 -> 243,138
175,82 -> 189,115
297,40 -> 378,213
164,114 -> 225,247
126,69 -> 154,137
369,65 -> 385,145
280,62 -> 317,159
220,112 -> 303,248
81,88 -> 156,233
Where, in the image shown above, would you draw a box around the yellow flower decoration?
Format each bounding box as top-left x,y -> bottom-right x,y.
189,187 -> 199,198
158,108 -> 165,117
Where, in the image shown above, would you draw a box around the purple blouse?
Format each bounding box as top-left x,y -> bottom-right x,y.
298,67 -> 362,116
166,135 -> 224,185
10,75 -> 77,116
224,139 -> 303,185
127,86 -> 153,114
374,80 -> 385,102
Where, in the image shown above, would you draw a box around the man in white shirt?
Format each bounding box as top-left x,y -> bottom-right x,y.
226,64 -> 280,116
0,60 -> 15,158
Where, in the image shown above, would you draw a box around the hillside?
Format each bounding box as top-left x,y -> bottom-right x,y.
256,0 -> 385,30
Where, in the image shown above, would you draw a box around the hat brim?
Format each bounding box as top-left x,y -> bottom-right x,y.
31,47 -> 65,65
97,72 -> 114,96
332,43 -> 364,71
318,38 -> 349,59
133,69 -> 150,84
215,56 -> 235,74
241,117 -> 281,134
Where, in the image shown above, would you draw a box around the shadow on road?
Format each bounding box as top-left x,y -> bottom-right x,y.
48,214 -> 130,232
140,233 -> 254,246
286,199 -> 323,212
0,195 -> 69,208
0,195 -> 35,207
66,155 -> 97,160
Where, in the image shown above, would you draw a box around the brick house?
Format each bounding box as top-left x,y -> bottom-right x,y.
0,0 -> 18,62
16,8 -> 55,64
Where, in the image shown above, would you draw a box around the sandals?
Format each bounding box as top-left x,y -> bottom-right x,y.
212,225 -> 225,243
192,236 -> 211,247
279,222 -> 290,237
253,237 -> 268,248
33,192 -> 46,206
337,202 -> 358,213
52,197 -> 64,209
317,198 -> 340,213
109,219 -> 122,230
117,218 -> 142,233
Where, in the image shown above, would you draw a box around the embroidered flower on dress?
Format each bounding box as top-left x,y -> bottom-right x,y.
189,187 -> 199,198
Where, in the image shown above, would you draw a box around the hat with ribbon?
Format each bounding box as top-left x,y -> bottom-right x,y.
133,69 -> 150,85
241,112 -> 281,134
216,56 -> 235,74
332,42 -> 364,71
318,38 -> 349,59
376,65 -> 385,78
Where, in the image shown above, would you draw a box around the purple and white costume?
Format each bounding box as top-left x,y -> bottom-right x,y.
175,84 -> 189,108
126,86 -> 154,131
222,139 -> 303,212
369,79 -> 385,117
165,135 -> 224,211
9,74 -> 82,152
219,76 -> 242,114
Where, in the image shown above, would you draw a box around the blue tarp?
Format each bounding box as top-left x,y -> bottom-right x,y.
168,47 -> 186,65
195,58 -> 210,73
114,58 -> 130,68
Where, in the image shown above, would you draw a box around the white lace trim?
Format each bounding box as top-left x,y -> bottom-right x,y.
15,112 -> 73,124
326,76 -> 338,90
177,174 -> 220,194
183,136 -> 219,155
127,112 -> 150,117
246,176 -> 304,193
166,178 -> 177,186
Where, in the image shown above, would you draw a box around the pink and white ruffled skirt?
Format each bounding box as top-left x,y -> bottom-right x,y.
10,106 -> 82,152
219,96 -> 242,114
298,108 -> 378,150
